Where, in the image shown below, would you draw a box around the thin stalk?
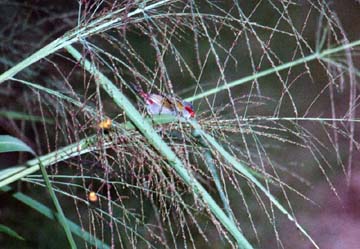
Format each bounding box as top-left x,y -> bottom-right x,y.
193,132 -> 236,223
0,185 -> 110,249
189,119 -> 319,249
0,114 -> 179,189
0,111 -> 54,124
38,160 -> 77,248
0,136 -> 97,188
186,39 -> 360,102
66,45 -> 253,248
0,0 -> 173,84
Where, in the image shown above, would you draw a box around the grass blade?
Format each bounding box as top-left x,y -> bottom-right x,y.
0,111 -> 54,124
186,39 -> 360,102
37,159 -> 77,248
0,1 -> 173,85
190,119 -> 319,248
0,135 -> 77,247
65,44 -> 253,248
0,135 -> 35,155
1,185 -> 109,249
0,224 -> 24,241
0,136 -> 97,188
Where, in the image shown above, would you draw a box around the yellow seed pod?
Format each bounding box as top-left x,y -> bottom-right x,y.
98,118 -> 112,130
88,191 -> 98,202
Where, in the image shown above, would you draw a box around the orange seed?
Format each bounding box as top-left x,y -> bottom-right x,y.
88,191 -> 98,202
98,118 -> 112,129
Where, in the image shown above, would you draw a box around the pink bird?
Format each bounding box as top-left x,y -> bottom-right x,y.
142,92 -> 195,118
131,84 -> 195,118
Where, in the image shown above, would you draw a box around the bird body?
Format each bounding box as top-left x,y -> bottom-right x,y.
132,84 -> 195,118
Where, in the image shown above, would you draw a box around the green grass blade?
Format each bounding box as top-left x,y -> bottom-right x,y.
190,119 -> 319,248
0,166 -> 27,182
11,78 -> 95,114
193,132 -> 236,222
0,224 -> 25,241
0,185 -> 110,249
0,135 -> 76,247
0,115 -> 177,188
0,0 -> 173,85
0,136 -> 96,188
37,159 -> 77,248
65,45 -> 253,248
0,137 -> 96,187
0,111 -> 54,124
0,135 -> 34,188
0,135 -> 35,155
186,39 -> 360,102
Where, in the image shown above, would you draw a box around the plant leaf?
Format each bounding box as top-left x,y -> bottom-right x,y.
0,111 -> 54,124
1,185 -> 109,248
0,135 -> 35,155
189,119 -> 319,248
66,45 -> 253,249
0,224 -> 25,241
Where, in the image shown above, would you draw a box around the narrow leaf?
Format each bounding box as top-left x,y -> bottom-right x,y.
0,111 -> 53,124
1,186 -> 109,249
65,45 -> 253,249
0,224 -> 25,241
190,119 -> 319,249
0,135 -> 35,155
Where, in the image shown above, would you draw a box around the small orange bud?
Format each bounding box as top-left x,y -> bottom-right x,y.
88,191 -> 98,202
98,118 -> 112,130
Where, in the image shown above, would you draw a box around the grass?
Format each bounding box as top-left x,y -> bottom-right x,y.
0,1 -> 359,248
